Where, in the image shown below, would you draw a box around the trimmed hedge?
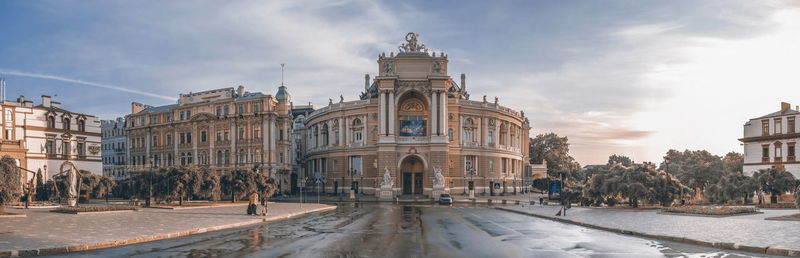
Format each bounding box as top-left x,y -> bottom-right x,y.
662,206 -> 757,216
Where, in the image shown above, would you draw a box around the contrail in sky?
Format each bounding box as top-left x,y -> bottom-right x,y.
0,69 -> 174,101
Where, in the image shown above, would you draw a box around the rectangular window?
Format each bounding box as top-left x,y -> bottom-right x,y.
46,139 -> 55,154
216,131 -> 222,142
502,158 -> 508,173
166,134 -> 173,145
789,117 -> 796,133
464,155 -> 476,175
775,118 -> 783,134
238,104 -> 245,114
789,144 -> 796,158
349,156 -> 362,175
216,106 -> 222,116
775,145 -> 782,158
201,131 -> 207,143
77,142 -> 85,156
166,113 -> 172,122
62,141 -> 70,156
179,133 -> 185,144
180,111 -> 185,120
186,133 -> 192,144
224,105 -> 229,115
186,110 -> 191,119
762,120 -> 770,135
253,102 -> 261,113
253,126 -> 261,139
152,135 -> 158,146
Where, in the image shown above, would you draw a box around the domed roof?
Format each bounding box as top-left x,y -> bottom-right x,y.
276,85 -> 291,104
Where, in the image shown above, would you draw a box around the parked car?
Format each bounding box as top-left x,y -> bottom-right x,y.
439,193 -> 453,205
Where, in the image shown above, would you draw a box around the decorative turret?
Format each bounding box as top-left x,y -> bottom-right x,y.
276,85 -> 291,104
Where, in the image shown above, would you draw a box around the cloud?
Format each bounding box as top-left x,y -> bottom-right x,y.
0,69 -> 175,101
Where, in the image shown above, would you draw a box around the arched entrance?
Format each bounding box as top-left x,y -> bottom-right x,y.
400,155 -> 425,195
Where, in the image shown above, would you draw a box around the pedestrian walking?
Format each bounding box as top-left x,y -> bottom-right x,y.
247,192 -> 259,215
539,197 -> 544,206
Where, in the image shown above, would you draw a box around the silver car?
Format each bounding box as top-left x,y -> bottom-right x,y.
439,193 -> 453,205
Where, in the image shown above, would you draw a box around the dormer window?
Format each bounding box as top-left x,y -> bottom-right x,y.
47,116 -> 56,128
63,117 -> 71,130
77,119 -> 85,132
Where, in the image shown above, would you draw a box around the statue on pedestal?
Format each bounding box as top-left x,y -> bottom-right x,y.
433,166 -> 444,187
381,166 -> 394,189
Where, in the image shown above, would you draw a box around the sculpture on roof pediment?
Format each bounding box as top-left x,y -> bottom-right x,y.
432,61 -> 442,74
382,61 -> 394,75
399,32 -> 428,53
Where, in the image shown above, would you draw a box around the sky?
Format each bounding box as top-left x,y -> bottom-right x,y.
1,0 -> 800,165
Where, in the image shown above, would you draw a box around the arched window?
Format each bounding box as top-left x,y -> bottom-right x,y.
322,123 -> 329,146
224,150 -> 230,166
47,116 -> 55,128
63,117 -> 71,130
77,119 -> 85,132
463,118 -> 474,143
351,118 -> 363,143
499,123 -> 508,146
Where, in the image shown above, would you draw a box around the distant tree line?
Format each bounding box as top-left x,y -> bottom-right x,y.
529,133 -> 800,208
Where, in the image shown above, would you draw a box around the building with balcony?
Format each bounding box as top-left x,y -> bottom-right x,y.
740,102 -> 800,178
124,85 -> 293,186
101,117 -> 128,180
302,33 -> 532,198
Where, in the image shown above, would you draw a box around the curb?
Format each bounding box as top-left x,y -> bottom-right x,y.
495,207 -> 800,257
0,205 -> 337,257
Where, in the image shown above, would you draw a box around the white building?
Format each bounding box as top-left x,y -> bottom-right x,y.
101,117 -> 128,180
0,94 -> 102,180
740,102 -> 800,178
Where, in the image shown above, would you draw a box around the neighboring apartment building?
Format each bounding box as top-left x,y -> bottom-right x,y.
0,93 -> 102,182
125,85 -> 293,185
290,104 -> 314,194
740,102 -> 800,178
101,117 -> 128,180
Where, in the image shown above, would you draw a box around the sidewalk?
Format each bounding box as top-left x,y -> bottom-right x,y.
0,202 -> 335,257
497,205 -> 800,256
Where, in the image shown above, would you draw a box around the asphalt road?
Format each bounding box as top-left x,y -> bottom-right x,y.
57,203 -> 776,258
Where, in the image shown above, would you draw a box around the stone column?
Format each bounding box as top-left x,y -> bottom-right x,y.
430,91 -> 438,136
388,91 -> 395,136
379,91 -> 386,136
439,91 -> 447,136
210,124 -> 216,165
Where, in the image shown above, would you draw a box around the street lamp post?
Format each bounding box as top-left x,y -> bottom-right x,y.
349,168 -> 356,199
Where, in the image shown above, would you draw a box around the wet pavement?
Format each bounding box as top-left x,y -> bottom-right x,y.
55,203 -> 779,258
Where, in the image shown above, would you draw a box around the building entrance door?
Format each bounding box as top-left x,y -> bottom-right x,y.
403,173 -> 413,194
400,155 -> 425,196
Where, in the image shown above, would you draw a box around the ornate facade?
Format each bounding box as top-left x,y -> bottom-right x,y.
740,102 -> 800,178
303,33 -> 532,197
125,85 -> 293,186
1,94 -> 102,183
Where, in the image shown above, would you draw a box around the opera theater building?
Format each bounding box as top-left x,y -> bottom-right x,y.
303,33 -> 532,198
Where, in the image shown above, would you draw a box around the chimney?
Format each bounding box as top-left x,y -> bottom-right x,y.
781,102 -> 791,113
460,73 -> 466,91
237,85 -> 245,97
51,101 -> 61,108
41,95 -> 51,107
16,95 -> 24,103
364,74 -> 370,92
131,102 -> 148,113
0,78 -> 5,102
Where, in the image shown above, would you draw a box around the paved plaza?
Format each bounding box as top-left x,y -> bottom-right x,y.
0,202 -> 335,256
500,205 -> 800,256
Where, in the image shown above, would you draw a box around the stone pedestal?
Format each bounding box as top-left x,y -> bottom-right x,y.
469,189 -> 475,199
431,184 -> 445,199
379,187 -> 394,200
67,198 -> 77,207
349,190 -> 356,199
